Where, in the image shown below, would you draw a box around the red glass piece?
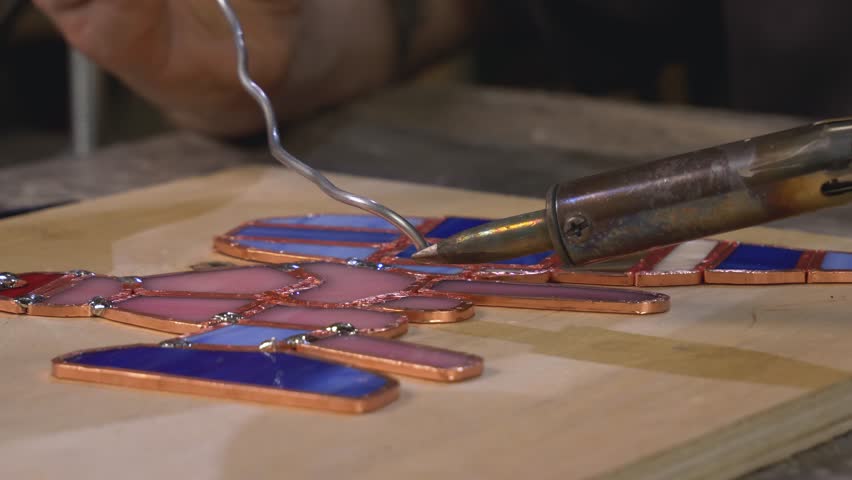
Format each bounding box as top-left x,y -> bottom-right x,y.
0,272 -> 64,299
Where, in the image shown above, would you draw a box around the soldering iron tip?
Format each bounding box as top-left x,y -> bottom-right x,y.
411,244 -> 442,263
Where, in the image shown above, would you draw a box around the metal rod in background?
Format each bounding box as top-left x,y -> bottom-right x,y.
69,48 -> 103,157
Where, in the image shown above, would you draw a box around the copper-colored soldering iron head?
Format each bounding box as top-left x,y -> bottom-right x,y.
411,210 -> 551,264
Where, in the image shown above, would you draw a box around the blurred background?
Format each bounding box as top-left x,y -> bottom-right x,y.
3,0 -> 852,166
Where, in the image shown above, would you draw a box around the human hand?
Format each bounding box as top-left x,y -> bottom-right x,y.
35,0 -> 478,137
33,0 -> 310,136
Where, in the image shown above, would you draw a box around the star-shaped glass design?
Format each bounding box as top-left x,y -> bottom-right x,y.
3,213 -> 847,414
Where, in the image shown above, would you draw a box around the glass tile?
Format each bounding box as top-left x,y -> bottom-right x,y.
652,240 -> 718,272
262,214 -> 424,229
247,306 -> 403,331
296,263 -> 415,303
822,252 -> 852,271
64,346 -> 390,398
376,296 -> 464,310
432,279 -> 662,302
142,266 -> 299,294
46,277 -> 124,305
236,239 -> 377,260
716,244 -> 803,271
183,325 -> 308,347
393,265 -> 465,275
0,272 -> 64,299
314,335 -> 479,369
236,226 -> 398,244
113,296 -> 253,323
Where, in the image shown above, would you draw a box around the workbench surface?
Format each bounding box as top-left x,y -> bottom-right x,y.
2,85 -> 851,479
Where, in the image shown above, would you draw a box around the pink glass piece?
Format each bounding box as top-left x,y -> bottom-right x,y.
248,306 -> 403,331
432,280 -> 659,303
46,277 -> 123,305
296,263 -> 415,303
376,296 -> 464,310
141,267 -> 299,294
313,335 -> 479,369
113,296 -> 252,322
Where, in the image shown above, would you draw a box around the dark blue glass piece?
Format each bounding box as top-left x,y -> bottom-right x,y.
65,346 -> 389,398
425,217 -> 491,239
716,244 -> 803,271
236,226 -> 398,244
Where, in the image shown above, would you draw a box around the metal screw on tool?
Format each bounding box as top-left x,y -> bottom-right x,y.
563,215 -> 591,242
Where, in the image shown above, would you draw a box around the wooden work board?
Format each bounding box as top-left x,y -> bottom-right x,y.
1,165 -> 851,480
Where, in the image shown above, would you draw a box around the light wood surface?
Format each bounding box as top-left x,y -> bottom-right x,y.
1,166 -> 851,480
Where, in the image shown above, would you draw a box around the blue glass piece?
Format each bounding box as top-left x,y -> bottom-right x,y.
395,245 -> 418,259
236,226 -> 398,244
393,264 -> 465,275
263,215 -> 424,230
65,346 -> 388,398
183,325 -> 309,347
491,251 -> 553,266
237,239 -> 377,260
425,217 -> 491,239
716,244 -> 803,271
822,252 -> 852,271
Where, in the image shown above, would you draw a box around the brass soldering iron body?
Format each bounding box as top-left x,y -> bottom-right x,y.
546,118 -> 852,266
413,118 -> 852,266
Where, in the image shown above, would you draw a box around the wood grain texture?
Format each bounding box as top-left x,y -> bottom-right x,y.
1,166 -> 850,480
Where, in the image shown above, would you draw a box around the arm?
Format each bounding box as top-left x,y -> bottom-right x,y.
33,0 -> 480,138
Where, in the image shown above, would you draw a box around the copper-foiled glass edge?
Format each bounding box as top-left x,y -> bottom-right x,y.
633,270 -> 703,287
475,271 -> 552,283
808,270 -> 852,283
428,293 -> 671,314
0,298 -> 24,314
238,317 -> 409,338
27,303 -> 94,317
214,237 -> 328,264
99,309 -> 208,334
805,251 -> 852,283
703,270 -> 807,285
375,301 -> 476,324
550,270 -> 634,286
